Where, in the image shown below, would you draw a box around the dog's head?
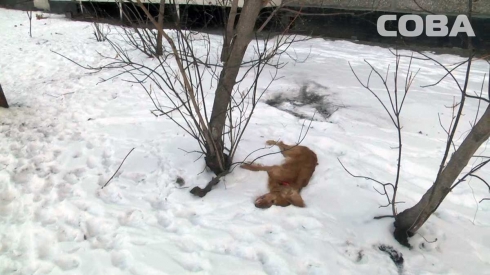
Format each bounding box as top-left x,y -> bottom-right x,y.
254,190 -> 305,209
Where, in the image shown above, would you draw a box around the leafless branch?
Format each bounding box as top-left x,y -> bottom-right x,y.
338,157 -> 395,209
101,148 -> 135,189
374,215 -> 395,220
347,51 -> 418,215
450,158 -> 490,190
412,0 -> 436,14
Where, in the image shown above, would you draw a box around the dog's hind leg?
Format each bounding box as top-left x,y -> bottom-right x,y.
295,168 -> 315,188
266,140 -> 297,156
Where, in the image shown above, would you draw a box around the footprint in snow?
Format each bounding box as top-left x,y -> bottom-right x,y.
32,154 -> 54,167
70,131 -> 83,141
27,262 -> 56,274
86,140 -> 95,149
90,232 -> 126,251
227,243 -> 258,261
11,165 -> 34,184
57,224 -> 85,242
122,172 -> 146,184
26,142 -> 42,158
35,166 -> 50,179
257,250 -> 291,275
72,150 -> 83,159
41,177 -> 56,194
175,237 -> 205,253
111,250 -> 134,270
118,209 -> 147,228
305,261 -> 326,275
35,233 -> 58,260
156,211 -> 175,229
71,200 -> 105,216
45,156 -> 61,169
52,149 -> 62,159
34,205 -> 57,225
86,156 -> 98,169
84,217 -> 119,238
262,229 -> 289,246
97,186 -> 125,204
70,167 -> 86,178
0,187 -> 18,205
62,172 -> 79,185
102,157 -> 113,167
149,197 -> 169,210
128,264 -> 171,275
172,252 -> 211,272
282,241 -> 302,256
286,216 -> 324,231
57,134 -> 66,141
56,183 -> 75,201
102,149 -> 113,160
0,260 -> 21,274
229,227 -> 256,243
54,255 -> 80,271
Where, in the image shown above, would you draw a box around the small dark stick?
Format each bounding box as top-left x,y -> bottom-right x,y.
190,171 -> 229,197
0,84 -> 8,108
101,148 -> 135,189
26,11 -> 32,38
373,215 -> 395,220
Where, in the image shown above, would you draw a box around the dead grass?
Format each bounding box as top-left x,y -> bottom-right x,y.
265,82 -> 340,121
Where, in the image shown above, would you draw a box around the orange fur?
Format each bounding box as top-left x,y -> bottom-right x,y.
240,140 -> 318,208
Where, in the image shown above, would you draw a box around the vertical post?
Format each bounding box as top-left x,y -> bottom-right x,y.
119,1 -> 123,21
0,84 -> 9,108
79,0 -> 84,14
26,11 -> 32,38
175,2 -> 180,22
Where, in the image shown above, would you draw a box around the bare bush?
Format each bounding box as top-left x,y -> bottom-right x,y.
342,49 -> 490,248
340,0 -> 490,248
92,22 -> 110,42
55,0 -> 309,197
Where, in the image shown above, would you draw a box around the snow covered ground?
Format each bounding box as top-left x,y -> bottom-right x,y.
1,8 -> 490,275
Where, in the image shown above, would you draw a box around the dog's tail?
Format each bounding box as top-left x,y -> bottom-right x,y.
240,163 -> 270,172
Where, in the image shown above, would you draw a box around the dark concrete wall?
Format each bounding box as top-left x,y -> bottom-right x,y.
283,7 -> 489,51
0,0 -> 35,10
285,0 -> 490,18
48,0 -> 77,14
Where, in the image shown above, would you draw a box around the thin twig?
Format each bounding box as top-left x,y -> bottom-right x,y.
101,148 -> 135,189
374,215 -> 395,220
338,158 -> 395,208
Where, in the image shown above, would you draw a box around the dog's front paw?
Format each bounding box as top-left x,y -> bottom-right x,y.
266,140 -> 278,146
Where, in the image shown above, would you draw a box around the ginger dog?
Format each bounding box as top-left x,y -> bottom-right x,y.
240,140 -> 318,208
